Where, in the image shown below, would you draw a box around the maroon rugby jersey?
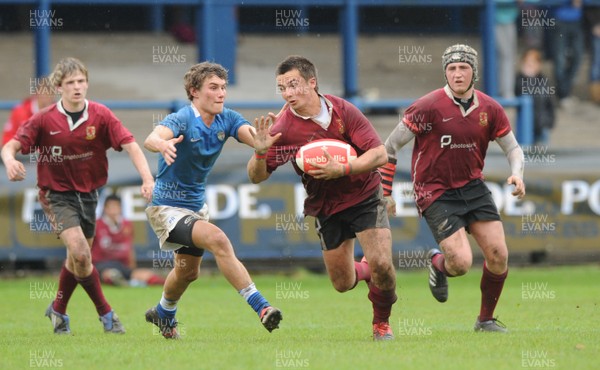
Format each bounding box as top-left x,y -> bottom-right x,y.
15,100 -> 135,193
92,217 -> 134,267
266,94 -> 383,217
403,86 -> 511,213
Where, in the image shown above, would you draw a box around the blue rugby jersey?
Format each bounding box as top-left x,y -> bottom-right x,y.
151,104 -> 250,210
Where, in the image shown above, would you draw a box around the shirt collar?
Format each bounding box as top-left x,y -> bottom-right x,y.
443,85 -> 479,116
57,99 -> 89,131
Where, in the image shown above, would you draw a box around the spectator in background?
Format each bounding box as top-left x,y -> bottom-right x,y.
495,0 -> 520,99
520,1 -> 545,49
92,195 -> 166,287
2,78 -> 55,145
586,6 -> 600,104
515,48 -> 556,145
551,0 -> 584,109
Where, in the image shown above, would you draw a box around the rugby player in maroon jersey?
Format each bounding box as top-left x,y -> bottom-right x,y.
381,44 -> 526,332
1,57 -> 154,334
248,55 -> 397,341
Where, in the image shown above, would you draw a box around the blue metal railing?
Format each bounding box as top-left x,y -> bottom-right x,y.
0,0 -> 545,144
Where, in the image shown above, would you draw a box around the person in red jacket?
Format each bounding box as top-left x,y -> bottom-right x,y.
2,78 -> 55,145
93,195 -> 166,287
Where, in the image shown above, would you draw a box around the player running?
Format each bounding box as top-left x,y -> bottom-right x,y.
248,55 -> 397,341
1,57 -> 155,334
143,62 -> 282,339
381,44 -> 526,332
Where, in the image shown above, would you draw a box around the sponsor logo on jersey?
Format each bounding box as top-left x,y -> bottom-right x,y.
440,135 -> 477,150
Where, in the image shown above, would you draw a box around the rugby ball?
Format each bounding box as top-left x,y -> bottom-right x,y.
295,139 -> 357,173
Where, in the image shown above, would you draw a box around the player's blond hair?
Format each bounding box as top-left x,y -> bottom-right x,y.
276,55 -> 319,93
50,57 -> 88,87
183,62 -> 228,101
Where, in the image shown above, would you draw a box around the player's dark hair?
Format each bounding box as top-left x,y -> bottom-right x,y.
184,62 -> 228,101
104,194 -> 122,205
276,55 -> 319,92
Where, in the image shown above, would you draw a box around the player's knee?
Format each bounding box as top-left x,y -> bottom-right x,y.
205,232 -> 233,258
71,249 -> 91,268
370,262 -> 396,290
330,275 -> 354,292
332,281 -> 351,293
486,246 -> 508,269
447,257 -> 472,276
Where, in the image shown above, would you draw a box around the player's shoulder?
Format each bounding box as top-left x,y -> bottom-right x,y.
219,107 -> 246,122
408,88 -> 445,111
86,100 -> 110,112
323,94 -> 345,106
474,89 -> 502,108
324,94 -> 357,113
165,105 -> 194,126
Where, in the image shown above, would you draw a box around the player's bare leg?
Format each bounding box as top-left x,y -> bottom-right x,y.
61,227 -> 93,278
162,253 -> 202,301
145,253 -> 201,339
191,220 -> 282,332
46,227 -> 124,334
470,221 -> 509,332
438,229 -> 473,276
427,228 -> 472,303
358,228 -> 397,341
191,221 -> 253,290
148,220 -> 281,338
322,239 -> 357,292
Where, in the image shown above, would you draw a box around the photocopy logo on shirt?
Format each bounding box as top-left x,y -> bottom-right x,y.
439,135 -> 477,150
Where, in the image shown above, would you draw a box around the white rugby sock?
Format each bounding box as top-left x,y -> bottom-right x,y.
159,292 -> 178,311
239,283 -> 258,301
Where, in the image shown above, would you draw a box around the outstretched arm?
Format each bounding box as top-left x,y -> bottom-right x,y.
247,115 -> 282,184
144,125 -> 182,165
122,141 -> 154,202
496,131 -> 526,199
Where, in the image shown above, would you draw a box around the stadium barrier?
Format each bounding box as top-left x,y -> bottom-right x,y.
2,159 -> 599,265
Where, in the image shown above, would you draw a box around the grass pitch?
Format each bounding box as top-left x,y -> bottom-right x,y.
1,265 -> 598,370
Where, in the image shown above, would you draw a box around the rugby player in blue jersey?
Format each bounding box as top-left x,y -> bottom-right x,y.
143,62 -> 282,339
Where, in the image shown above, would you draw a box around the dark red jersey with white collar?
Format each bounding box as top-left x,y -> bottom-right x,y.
266,94 -> 383,217
15,99 -> 135,192
403,86 -> 511,213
